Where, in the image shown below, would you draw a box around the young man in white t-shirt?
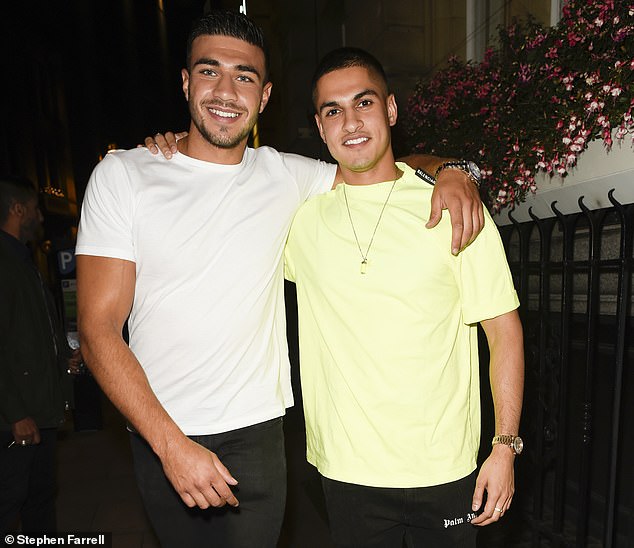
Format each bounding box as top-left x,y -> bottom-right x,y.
76,10 -> 484,548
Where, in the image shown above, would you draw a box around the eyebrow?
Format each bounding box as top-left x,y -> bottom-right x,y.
318,88 -> 379,113
192,57 -> 261,80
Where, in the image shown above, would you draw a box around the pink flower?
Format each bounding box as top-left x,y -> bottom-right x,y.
545,46 -> 559,59
586,101 -> 601,112
611,87 -> 623,96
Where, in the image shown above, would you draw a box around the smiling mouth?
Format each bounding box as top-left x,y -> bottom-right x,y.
208,107 -> 241,119
344,137 -> 369,146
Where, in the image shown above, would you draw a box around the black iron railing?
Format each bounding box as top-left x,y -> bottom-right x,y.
486,192 -> 634,548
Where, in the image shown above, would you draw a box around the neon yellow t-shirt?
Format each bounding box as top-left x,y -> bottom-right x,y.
285,163 -> 519,488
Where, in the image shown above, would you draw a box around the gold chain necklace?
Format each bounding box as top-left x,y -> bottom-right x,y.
342,170 -> 399,274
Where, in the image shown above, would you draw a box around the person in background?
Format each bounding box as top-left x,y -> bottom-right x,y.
283,47 -> 525,547
0,175 -> 81,534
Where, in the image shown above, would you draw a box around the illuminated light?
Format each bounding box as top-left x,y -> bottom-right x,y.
43,185 -> 66,198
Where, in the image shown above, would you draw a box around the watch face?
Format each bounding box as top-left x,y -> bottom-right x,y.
467,161 -> 481,180
512,437 -> 524,454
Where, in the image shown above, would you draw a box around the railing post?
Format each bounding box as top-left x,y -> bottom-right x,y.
603,191 -> 633,548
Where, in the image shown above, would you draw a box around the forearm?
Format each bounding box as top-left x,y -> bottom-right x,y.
77,255 -> 185,458
471,310 -> 524,523
483,310 -> 524,436
80,324 -> 184,457
397,154 -> 457,176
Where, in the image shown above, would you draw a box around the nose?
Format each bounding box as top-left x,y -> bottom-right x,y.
37,208 -> 44,223
342,109 -> 363,133
213,74 -> 238,102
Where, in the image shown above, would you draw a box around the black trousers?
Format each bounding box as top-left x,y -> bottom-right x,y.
0,428 -> 57,534
130,417 -> 287,548
321,471 -> 478,548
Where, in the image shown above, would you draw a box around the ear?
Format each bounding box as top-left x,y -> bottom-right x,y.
387,93 -> 398,127
181,68 -> 190,101
11,201 -> 25,218
259,82 -> 273,114
314,113 -> 326,143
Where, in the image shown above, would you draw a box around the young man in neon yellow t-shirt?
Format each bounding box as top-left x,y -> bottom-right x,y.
284,47 -> 524,547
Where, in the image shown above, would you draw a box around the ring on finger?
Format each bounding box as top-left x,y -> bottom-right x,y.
494,507 -> 503,513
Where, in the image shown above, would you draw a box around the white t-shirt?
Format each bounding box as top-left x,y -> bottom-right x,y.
76,146 -> 335,435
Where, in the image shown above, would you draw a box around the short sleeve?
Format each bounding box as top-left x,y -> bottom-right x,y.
76,153 -> 136,262
459,209 -> 519,324
279,153 -> 336,203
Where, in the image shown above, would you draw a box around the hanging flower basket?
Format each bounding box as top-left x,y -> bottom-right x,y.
405,0 -> 634,211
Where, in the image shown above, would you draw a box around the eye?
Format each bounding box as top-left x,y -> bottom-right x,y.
325,108 -> 340,117
358,99 -> 373,108
200,68 -> 217,76
237,74 -> 255,83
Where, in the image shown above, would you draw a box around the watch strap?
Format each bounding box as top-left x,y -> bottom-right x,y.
435,160 -> 480,188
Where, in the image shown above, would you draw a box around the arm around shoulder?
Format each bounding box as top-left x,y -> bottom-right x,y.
399,153 -> 484,255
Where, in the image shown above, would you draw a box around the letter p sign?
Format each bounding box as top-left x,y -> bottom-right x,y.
58,249 -> 76,275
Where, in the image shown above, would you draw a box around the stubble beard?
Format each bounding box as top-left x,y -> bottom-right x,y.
189,100 -> 257,150
21,219 -> 44,244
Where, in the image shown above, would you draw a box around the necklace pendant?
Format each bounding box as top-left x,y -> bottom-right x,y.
360,259 -> 368,274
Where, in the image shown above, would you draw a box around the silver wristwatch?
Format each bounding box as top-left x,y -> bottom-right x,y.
435,160 -> 481,187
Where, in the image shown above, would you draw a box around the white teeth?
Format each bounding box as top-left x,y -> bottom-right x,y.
344,137 -> 368,145
209,108 -> 239,118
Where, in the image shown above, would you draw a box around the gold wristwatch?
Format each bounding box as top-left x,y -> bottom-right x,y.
492,434 -> 524,455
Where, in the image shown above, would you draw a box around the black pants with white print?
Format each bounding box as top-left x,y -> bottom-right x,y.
321,470 -> 478,547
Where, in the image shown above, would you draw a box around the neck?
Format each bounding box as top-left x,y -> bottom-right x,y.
1,222 -> 22,242
341,160 -> 401,187
177,125 -> 248,165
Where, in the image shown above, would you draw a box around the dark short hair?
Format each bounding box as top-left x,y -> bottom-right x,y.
0,175 -> 37,225
186,9 -> 269,81
311,47 -> 389,109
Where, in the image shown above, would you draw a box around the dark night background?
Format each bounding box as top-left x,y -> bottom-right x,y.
0,0 -> 415,232
2,0 -> 216,200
